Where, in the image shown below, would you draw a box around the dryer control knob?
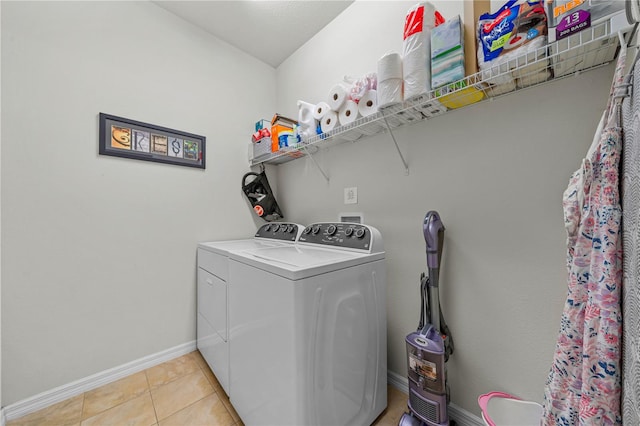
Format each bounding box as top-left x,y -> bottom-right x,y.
271,224 -> 280,232
312,225 -> 321,235
264,224 -> 271,232
345,227 -> 354,237
327,225 -> 337,236
303,226 -> 312,234
355,228 -> 366,239
287,225 -> 294,233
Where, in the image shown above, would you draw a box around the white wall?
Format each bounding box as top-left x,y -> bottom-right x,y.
1,1 -> 275,405
275,0 -> 615,417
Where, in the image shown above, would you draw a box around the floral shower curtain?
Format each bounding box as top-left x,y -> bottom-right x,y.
541,48 -> 626,424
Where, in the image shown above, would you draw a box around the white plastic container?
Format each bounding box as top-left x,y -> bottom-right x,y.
478,392 -> 543,426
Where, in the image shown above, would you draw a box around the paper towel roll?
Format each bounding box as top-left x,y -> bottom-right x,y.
327,83 -> 350,111
377,53 -> 403,82
358,90 -> 378,117
338,100 -> 359,126
313,102 -> 330,120
403,2 -> 435,100
321,110 -> 339,133
297,100 -> 318,140
377,78 -> 403,109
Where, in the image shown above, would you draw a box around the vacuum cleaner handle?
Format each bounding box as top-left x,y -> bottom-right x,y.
423,211 -> 445,270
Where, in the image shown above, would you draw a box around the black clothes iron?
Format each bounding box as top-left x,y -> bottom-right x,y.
399,211 -> 454,426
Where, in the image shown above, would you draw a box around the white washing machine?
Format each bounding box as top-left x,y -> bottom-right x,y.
227,222 -> 387,426
197,223 -> 304,395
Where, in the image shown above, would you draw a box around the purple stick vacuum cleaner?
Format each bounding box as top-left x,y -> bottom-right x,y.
399,211 -> 454,426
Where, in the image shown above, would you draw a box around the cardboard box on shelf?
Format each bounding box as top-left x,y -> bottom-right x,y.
463,0 -> 490,76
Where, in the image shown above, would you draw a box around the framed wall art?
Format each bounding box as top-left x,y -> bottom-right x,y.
99,113 -> 206,169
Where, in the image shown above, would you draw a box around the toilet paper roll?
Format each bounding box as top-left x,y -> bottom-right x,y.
403,2 -> 435,99
297,100 -> 318,141
358,90 -> 378,117
377,78 -> 403,109
338,100 -> 359,126
377,53 -> 403,82
320,110 -> 339,133
313,102 -> 330,120
327,83 -> 350,111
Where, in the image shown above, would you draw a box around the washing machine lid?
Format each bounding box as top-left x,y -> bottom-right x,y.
198,223 -> 304,256
198,239 -> 289,256
229,245 -> 384,280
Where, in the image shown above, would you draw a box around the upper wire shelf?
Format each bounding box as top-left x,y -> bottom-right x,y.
251,17 -> 632,167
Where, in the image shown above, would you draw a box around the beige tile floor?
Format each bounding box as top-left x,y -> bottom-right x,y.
7,350 -> 409,426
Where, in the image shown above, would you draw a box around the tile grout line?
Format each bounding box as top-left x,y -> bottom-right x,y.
191,351 -> 239,425
147,359 -> 214,423
144,370 -> 160,425
157,387 -> 216,424
79,393 -> 86,425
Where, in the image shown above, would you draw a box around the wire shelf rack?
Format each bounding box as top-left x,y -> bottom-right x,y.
251,18 -> 633,169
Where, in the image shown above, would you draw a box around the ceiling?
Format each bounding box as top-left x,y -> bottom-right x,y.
153,1 -> 354,68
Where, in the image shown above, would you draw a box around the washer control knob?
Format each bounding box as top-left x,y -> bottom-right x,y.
272,224 -> 280,232
355,228 -> 366,239
303,226 -> 312,234
312,225 -> 321,235
327,225 -> 337,236
345,227 -> 354,237
287,225 -> 294,233
264,224 -> 271,232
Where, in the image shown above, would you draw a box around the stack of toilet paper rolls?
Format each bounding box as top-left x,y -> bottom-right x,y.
377,53 -> 403,109
319,82 -> 363,141
298,72 -> 385,141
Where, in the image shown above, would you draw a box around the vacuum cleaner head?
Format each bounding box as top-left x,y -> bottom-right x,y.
405,327 -> 448,426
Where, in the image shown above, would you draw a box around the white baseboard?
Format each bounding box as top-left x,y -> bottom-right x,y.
1,407 -> 6,426
3,340 -> 196,421
387,370 -> 484,426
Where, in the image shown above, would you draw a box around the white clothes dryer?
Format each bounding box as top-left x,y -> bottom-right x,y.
227,222 -> 387,426
197,223 -> 304,395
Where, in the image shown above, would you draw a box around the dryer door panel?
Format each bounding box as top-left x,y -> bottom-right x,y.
197,312 -> 229,395
197,268 -> 227,341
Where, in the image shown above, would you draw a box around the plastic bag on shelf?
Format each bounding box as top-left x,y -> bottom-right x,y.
477,0 -> 548,84
343,72 -> 378,103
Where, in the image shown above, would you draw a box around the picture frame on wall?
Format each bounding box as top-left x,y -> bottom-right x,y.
99,113 -> 206,169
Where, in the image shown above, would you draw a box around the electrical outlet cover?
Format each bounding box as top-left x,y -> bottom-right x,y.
344,187 -> 358,204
